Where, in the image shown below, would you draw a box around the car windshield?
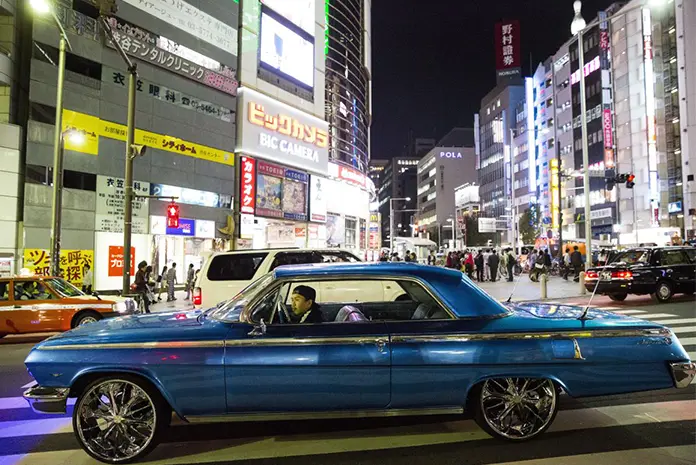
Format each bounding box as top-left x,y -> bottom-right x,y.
610,250 -> 650,265
208,273 -> 275,322
47,278 -> 85,297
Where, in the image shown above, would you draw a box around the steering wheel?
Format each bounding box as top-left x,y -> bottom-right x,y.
275,299 -> 291,324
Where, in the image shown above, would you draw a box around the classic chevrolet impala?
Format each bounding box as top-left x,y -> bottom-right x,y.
23,262 -> 695,463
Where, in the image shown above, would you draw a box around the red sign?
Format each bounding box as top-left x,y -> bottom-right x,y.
108,246 -> 135,277
337,165 -> 366,187
603,109 -> 613,149
240,156 -> 256,214
495,20 -> 521,71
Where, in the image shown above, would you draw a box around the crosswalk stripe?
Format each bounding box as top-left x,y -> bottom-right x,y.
649,318 -> 696,325
492,445 -> 696,465
677,337 -> 696,346
671,326 -> 696,334
611,309 -> 647,315
0,418 -> 72,439
0,400 -> 693,462
627,313 -> 678,320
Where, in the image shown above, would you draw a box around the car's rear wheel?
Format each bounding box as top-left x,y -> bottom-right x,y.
652,281 -> 674,303
608,293 -> 627,302
73,311 -> 102,328
73,375 -> 170,464
474,377 -> 558,441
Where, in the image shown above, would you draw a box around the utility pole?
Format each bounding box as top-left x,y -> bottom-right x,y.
98,2 -> 139,295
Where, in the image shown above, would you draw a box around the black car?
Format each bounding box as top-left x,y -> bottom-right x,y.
584,246 -> 696,303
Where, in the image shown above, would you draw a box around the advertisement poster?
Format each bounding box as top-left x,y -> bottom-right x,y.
309,175 -> 327,222
256,160 -> 309,221
259,9 -> 314,89
326,214 -> 345,247
95,175 -> 150,234
23,249 -> 94,288
107,246 -> 136,277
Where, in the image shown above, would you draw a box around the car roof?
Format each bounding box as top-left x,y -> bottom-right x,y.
0,276 -> 56,281
211,248 -> 357,256
272,262 -> 508,318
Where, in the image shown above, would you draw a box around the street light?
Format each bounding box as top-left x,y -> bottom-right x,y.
389,197 -> 410,252
31,0 -> 73,276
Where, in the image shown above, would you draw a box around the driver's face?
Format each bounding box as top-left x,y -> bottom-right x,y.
290,293 -> 312,315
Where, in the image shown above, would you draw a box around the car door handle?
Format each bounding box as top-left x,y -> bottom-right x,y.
375,338 -> 388,353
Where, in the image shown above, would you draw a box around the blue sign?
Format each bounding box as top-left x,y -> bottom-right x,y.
166,218 -> 195,236
668,201 -> 682,214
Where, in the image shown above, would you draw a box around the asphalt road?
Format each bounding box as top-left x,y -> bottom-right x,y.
0,295 -> 694,465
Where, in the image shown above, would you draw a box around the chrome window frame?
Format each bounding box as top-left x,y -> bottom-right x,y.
238,274 -> 459,325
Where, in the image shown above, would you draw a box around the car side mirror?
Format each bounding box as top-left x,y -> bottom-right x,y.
248,318 -> 267,337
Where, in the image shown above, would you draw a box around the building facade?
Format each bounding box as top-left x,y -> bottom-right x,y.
377,156 -> 419,247
415,128 -> 476,248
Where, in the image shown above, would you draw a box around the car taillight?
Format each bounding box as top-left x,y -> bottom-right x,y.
586,271 -> 599,279
612,270 -> 633,279
193,287 -> 202,306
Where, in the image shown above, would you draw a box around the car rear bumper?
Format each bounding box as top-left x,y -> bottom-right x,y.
23,382 -> 69,414
669,362 -> 696,388
584,281 -> 631,293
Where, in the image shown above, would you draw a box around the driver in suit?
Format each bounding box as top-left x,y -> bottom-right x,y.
290,285 -> 323,324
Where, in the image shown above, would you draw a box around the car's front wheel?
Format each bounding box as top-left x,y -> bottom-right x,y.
608,293 -> 628,302
474,377 -> 558,441
73,375 -> 171,464
73,311 -> 102,328
653,281 -> 674,303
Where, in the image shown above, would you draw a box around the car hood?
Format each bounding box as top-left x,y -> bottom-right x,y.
35,309 -> 229,348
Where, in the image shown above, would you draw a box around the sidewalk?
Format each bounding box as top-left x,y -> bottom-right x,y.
475,275 -> 586,302
149,290 -> 195,313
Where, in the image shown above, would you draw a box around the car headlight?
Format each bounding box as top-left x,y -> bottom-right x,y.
112,302 -> 128,313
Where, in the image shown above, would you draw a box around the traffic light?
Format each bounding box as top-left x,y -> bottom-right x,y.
625,173 -> 635,189
166,203 -> 180,228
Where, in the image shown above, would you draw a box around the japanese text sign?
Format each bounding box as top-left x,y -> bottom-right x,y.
96,175 -> 150,234
62,109 -> 235,166
603,109 -> 613,149
240,156 -> 256,214
108,246 -> 136,277
237,87 -> 329,175
166,218 -> 195,236
24,249 -> 94,288
106,24 -> 238,96
495,21 -> 520,72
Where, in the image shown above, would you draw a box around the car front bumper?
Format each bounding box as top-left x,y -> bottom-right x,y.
23,382 -> 69,414
669,362 -> 696,388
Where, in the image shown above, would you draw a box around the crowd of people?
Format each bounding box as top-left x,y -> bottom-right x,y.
377,245 -> 588,284
130,261 -> 199,313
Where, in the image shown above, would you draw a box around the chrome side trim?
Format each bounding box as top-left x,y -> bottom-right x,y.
226,336 -> 388,347
391,327 -> 672,343
37,340 -> 226,351
185,406 -> 464,423
23,384 -> 70,414
669,361 -> 696,388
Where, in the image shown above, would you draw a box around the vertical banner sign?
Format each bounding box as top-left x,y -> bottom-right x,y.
495,20 -> 521,78
599,11 -> 615,170
240,156 -> 256,214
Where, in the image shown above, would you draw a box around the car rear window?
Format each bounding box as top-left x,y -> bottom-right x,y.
206,253 -> 268,281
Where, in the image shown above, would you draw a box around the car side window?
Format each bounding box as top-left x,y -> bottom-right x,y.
661,250 -> 688,266
207,253 -> 268,281
0,282 -> 8,301
683,249 -> 696,263
13,281 -> 54,300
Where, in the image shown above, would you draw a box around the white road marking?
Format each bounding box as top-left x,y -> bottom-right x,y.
671,326 -> 696,334
676,337 -> 696,346
650,318 -> 696,326
491,445 -> 696,465
611,309 -> 647,315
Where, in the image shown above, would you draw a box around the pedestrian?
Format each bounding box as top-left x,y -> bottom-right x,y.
81,264 -> 93,294
410,252 -> 417,263
570,246 -> 583,281
145,265 -> 156,305
157,265 -> 167,302
562,248 -> 571,280
463,252 -> 475,279
134,260 -> 150,313
379,251 -> 389,262
488,250 -> 500,282
483,249 -> 492,281
404,250 -> 412,262
185,263 -> 195,300
506,248 -> 516,282
166,263 -> 178,302
475,250 -> 484,281
391,252 -> 400,262
427,251 -> 436,265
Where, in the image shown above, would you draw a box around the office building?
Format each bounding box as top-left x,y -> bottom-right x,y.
377,157 -> 419,247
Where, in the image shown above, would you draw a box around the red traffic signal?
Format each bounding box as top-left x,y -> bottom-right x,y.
166,203 -> 180,228
626,174 -> 635,189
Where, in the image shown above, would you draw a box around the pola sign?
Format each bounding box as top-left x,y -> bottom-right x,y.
440,151 -> 463,159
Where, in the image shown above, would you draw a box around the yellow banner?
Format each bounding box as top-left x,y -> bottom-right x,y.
23,249 -> 95,288
62,109 -> 234,166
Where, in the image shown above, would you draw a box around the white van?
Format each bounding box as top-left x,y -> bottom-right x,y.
193,248 -> 405,309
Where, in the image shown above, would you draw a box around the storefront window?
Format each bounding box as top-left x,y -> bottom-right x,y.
345,217 -> 357,248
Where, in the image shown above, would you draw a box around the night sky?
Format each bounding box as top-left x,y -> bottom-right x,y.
370,0 -> 613,158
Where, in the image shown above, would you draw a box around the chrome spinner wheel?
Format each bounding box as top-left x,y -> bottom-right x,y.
477,377 -> 558,441
74,378 -> 161,463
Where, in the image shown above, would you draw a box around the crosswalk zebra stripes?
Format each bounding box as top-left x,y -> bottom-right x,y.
0,308 -> 693,465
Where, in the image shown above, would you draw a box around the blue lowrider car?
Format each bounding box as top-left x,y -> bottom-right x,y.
23,263 -> 695,463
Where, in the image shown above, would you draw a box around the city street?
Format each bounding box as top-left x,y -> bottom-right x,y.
0,292 -> 693,465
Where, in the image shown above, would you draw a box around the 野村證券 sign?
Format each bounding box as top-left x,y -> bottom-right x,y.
495,20 -> 521,77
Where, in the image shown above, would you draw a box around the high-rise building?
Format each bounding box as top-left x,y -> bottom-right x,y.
415,128 -> 476,248
368,158 -> 388,191
325,0 -> 372,174
476,81 -> 525,244
377,157 -> 419,247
